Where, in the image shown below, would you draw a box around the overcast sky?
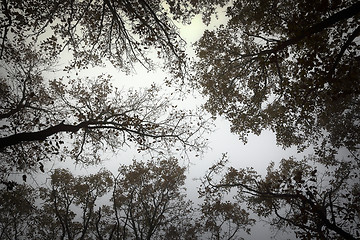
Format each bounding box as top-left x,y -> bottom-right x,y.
35,6 -> 313,239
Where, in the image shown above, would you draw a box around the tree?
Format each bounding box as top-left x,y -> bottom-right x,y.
111,158 -> 197,240
37,168 -> 113,240
0,42 -> 209,184
193,0 -> 360,156
1,0 -> 181,71
0,0 -> 228,76
202,155 -> 360,239
0,0 -> 216,185
192,1 -> 360,239
0,158 -> 204,239
198,190 -> 255,240
0,184 -> 37,239
0,169 -> 115,240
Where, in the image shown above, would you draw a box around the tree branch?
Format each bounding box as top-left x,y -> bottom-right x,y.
212,180 -> 357,240
0,0 -> 11,59
329,25 -> 360,76
236,2 -> 360,59
0,121 -> 89,149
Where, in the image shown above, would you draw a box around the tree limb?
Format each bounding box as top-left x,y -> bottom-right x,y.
0,121 -> 89,149
235,2 -> 360,60
329,25 -> 360,76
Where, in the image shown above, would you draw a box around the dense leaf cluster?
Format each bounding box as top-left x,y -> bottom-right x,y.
194,0 -> 360,155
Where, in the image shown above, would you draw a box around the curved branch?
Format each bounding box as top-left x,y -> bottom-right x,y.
235,1 -> 360,60
329,25 -> 360,76
139,0 -> 182,58
213,180 -> 357,240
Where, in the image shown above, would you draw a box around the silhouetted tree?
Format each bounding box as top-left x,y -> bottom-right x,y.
0,0 -> 228,76
0,0 -> 214,185
199,191 -> 254,240
194,3 -> 360,237
0,45 -> 209,184
0,184 -> 37,239
194,0 -> 360,157
37,168 -> 113,240
0,159 -> 212,239
111,158 -> 197,239
202,155 -> 360,239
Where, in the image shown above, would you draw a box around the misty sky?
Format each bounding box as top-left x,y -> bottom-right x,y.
24,5 -> 327,240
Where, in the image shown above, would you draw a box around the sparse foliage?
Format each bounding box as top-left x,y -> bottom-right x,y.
0,159 -> 209,240
38,168 -> 113,240
0,45 -> 209,184
0,0 -> 228,76
111,158 -> 197,239
202,155 -> 360,239
0,0 -> 215,185
199,193 -> 254,240
1,0 -> 184,71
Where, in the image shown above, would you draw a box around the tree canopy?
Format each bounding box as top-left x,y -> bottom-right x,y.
194,0 -> 360,156
0,0 -> 228,75
0,0 -> 213,185
0,158 -> 255,239
0,49 -> 208,185
202,154 -> 360,239
193,1 -> 360,239
1,0 -> 185,70
2,0 -> 360,239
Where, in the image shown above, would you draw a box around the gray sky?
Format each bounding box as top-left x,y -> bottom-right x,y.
35,6 -> 309,239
